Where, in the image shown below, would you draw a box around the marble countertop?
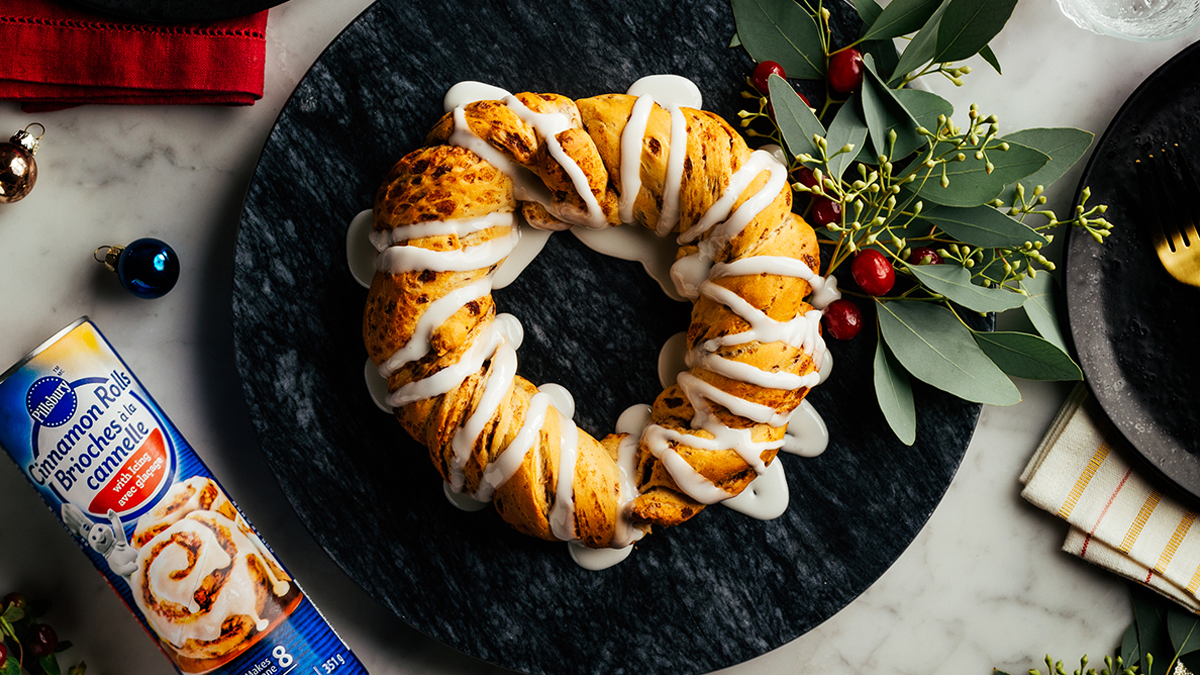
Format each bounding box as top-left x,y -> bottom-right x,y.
0,1 -> 1191,673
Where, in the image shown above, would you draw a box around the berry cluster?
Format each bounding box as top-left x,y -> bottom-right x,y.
1,592 -> 84,675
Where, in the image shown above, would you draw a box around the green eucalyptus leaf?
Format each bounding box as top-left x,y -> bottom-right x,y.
906,140 -> 1051,207
915,203 -> 1047,247
0,656 -> 18,675
731,0 -> 826,79
54,640 -> 73,654
934,0 -> 1018,63
889,0 -> 950,85
863,38 -> 902,83
1121,620 -> 1141,670
855,87 -> 950,163
1131,582 -> 1174,675
1167,606 -> 1200,656
972,331 -> 1082,380
1020,274 -> 1068,353
859,55 -> 925,160
768,74 -> 825,160
980,45 -> 1002,73
859,67 -> 891,159
874,336 -> 917,445
729,32 -> 743,48
860,0 -> 944,41
876,300 -> 1021,405
1000,128 -> 1095,202
909,264 -> 1027,312
825,92 -> 870,180
40,654 -> 62,675
854,0 -> 884,25
67,664 -> 87,675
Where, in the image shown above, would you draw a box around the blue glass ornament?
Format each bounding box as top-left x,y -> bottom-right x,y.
94,238 -> 180,299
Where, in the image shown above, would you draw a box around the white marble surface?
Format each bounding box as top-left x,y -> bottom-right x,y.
0,1 -> 1191,673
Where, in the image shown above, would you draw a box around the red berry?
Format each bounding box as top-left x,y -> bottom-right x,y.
851,249 -> 896,296
823,299 -> 863,339
751,60 -> 786,93
810,197 -> 842,226
0,641 -> 7,668
793,166 -> 819,189
3,593 -> 26,612
828,48 -> 865,94
908,246 -> 942,266
27,623 -> 57,659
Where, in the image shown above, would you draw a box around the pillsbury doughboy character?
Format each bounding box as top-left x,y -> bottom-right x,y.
61,504 -> 138,577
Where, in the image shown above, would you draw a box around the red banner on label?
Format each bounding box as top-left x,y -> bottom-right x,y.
89,428 -> 167,515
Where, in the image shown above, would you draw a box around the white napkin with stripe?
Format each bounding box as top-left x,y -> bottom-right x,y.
1021,384 -> 1200,613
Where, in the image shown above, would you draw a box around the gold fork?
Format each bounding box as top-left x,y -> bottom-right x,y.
1138,144 -> 1200,287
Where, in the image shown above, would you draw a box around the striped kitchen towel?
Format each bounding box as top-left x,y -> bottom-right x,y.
1021,384 -> 1200,613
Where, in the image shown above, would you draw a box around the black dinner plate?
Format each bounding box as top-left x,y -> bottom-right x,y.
230,1 -> 988,673
1066,42 -> 1200,502
62,0 -> 284,22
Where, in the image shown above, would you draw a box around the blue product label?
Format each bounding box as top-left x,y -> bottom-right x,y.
0,319 -> 368,675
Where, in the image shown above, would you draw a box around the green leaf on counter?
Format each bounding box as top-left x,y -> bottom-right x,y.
980,45 -> 1002,73
825,92 -> 870,180
889,0 -> 950,85
859,0 -> 943,41
906,140 -> 1050,207
1131,582 -> 1174,675
915,203 -> 1047,248
856,87 -> 952,163
39,654 -> 62,675
1167,606 -> 1200,657
1019,274 -> 1068,352
1121,621 -> 1140,670
769,73 -> 825,160
1000,128 -> 1095,202
729,32 -> 742,48
934,0 -> 1018,63
909,264 -> 1026,312
972,331 -> 1082,380
876,299 -> 1021,405
874,335 -> 916,445
731,0 -> 826,79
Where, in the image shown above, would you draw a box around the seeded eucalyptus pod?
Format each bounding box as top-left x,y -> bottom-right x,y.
728,0 -> 1113,444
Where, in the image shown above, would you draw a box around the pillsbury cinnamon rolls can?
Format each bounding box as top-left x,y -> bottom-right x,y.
0,318 -> 368,675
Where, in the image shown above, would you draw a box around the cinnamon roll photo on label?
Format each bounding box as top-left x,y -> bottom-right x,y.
0,318 -> 369,675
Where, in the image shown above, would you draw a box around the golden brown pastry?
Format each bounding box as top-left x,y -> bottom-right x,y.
363,82 -> 826,553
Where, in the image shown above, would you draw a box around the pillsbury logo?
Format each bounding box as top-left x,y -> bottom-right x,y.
27,376 -> 77,428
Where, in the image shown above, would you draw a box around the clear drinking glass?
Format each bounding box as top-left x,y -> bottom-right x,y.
1056,0 -> 1200,40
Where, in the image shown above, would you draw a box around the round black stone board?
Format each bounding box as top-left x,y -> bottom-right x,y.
1065,41 -> 1200,505
231,1 -> 986,673
61,0 -> 284,22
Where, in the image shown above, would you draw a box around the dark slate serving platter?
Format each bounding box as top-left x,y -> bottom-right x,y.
230,1 -> 986,673
61,0 -> 284,22
1065,42 -> 1200,504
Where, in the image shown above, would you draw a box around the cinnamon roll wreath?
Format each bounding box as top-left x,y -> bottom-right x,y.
362,79 -> 833,559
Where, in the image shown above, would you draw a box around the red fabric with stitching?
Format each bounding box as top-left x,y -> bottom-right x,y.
0,0 -> 267,110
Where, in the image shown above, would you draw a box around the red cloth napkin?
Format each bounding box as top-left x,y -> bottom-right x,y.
0,0 -> 267,111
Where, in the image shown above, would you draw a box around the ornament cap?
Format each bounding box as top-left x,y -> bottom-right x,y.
11,123 -> 44,154
94,245 -> 124,272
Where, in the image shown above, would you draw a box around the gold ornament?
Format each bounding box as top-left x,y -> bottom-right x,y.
0,123 -> 44,203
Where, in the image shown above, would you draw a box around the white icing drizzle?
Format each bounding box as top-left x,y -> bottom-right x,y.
386,319 -> 506,408
782,399 -> 829,458
376,228 -> 515,274
612,405 -> 651,548
347,209 -> 377,288
721,459 -> 789,520
370,211 -> 515,252
476,390 -> 552,502
378,278 -> 493,377
447,341 -> 519,490
618,94 -> 656,224
364,359 -> 392,412
657,105 -> 689,236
